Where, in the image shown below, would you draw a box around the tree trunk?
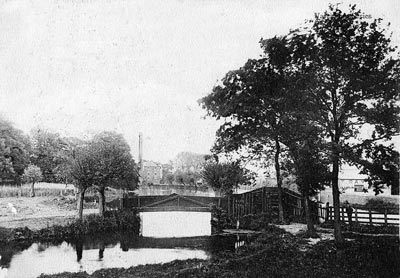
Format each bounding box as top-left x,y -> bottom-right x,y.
76,239 -> 83,262
76,188 -> 85,220
274,139 -> 285,223
30,181 -> 35,197
99,241 -> 105,260
332,155 -> 345,244
98,187 -> 106,217
303,190 -> 317,238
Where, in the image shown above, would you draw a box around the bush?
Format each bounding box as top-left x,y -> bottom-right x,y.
210,205 -> 235,232
237,214 -> 272,231
347,198 -> 399,214
364,198 -> 399,213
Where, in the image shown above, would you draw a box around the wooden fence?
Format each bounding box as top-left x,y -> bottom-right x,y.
318,203 -> 399,226
283,188 -> 304,219
228,187 -> 279,218
228,187 -> 304,219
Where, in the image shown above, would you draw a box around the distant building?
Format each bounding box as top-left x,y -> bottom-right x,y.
140,160 -> 163,185
338,165 -> 369,190
172,152 -> 206,173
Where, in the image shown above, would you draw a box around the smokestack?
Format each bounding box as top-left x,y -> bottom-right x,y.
138,132 -> 143,169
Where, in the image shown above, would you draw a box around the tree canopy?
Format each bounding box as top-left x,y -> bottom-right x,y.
85,132 -> 139,216
22,164 -> 43,197
0,117 -> 30,185
200,4 -> 399,242
201,159 -> 254,195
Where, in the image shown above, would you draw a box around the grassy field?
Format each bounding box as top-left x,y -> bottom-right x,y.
319,187 -> 399,205
0,183 -> 122,230
0,183 -> 75,198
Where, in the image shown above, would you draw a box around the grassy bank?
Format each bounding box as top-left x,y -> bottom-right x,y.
38,225 -> 400,278
0,210 -> 140,243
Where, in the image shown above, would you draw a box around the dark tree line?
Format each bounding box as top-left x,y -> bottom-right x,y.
200,4 -> 399,243
0,117 -> 140,219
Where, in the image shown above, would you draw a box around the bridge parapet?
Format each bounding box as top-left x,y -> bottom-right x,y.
125,193 -> 225,212
134,184 -> 220,197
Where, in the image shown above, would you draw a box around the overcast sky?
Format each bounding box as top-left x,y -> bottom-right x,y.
0,0 -> 398,163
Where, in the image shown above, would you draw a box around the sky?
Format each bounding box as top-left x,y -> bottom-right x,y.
0,0 -> 399,163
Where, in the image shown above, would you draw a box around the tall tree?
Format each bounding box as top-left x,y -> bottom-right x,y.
285,4 -> 399,243
0,117 -> 30,185
53,137 -> 84,186
90,132 -> 139,217
22,165 -> 43,197
283,123 -> 331,237
30,129 -> 67,182
69,142 -> 97,219
200,55 -> 293,223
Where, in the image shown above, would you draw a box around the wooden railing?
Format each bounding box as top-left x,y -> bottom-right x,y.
318,203 -> 399,226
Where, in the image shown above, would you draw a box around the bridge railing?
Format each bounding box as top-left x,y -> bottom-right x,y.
122,194 -> 226,211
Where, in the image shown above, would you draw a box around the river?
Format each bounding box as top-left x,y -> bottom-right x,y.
0,211 -> 248,278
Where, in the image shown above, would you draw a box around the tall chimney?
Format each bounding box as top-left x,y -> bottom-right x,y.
138,132 -> 143,169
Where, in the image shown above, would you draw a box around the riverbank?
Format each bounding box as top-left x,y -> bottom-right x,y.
38,225 -> 399,278
0,196 -> 97,230
0,210 -> 140,244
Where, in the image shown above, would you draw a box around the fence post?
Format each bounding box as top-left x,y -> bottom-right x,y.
342,207 -> 345,222
384,208 -> 388,226
354,208 -> 358,224
346,206 -> 353,227
261,188 -> 265,212
227,196 -> 231,215
325,202 -> 330,222
369,208 -> 372,225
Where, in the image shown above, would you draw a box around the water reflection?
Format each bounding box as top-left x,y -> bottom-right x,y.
0,211 -> 252,278
140,211 -> 212,237
1,238 -> 210,278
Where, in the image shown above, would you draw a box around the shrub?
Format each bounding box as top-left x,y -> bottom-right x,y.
363,198 -> 399,213
210,205 -> 235,232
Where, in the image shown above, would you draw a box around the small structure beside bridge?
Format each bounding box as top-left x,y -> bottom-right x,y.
122,185 -> 304,220
121,184 -> 398,228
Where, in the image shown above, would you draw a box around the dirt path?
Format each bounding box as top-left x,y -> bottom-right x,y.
0,197 -> 97,230
276,223 -> 335,243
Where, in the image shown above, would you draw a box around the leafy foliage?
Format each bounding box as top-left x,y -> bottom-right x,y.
22,164 -> 43,197
201,3 -> 399,242
356,144 -> 399,195
201,159 -> 254,195
30,129 -> 69,183
0,117 -> 30,184
22,165 -> 43,184
90,132 -> 139,191
284,4 -> 400,241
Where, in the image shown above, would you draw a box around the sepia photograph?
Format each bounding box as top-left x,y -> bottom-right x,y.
0,0 -> 399,277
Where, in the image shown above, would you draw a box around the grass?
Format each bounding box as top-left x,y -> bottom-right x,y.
0,183 -> 121,199
0,183 -> 75,198
1,210 -> 140,243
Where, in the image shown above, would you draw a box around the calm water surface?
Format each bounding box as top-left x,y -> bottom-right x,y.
0,211 -> 249,278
